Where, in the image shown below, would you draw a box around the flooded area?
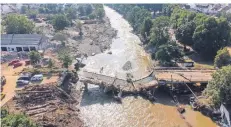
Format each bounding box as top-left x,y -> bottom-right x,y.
83,6 -> 153,80
79,6 -> 218,127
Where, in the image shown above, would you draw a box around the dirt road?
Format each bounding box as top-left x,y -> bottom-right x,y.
1,62 -> 59,107
1,63 -> 25,107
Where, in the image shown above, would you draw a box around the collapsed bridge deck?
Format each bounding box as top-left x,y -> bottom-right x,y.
79,68 -> 216,92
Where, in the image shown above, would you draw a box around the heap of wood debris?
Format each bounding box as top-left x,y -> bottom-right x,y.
4,84 -> 83,127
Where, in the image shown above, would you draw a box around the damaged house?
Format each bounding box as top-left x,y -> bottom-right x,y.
1,34 -> 48,52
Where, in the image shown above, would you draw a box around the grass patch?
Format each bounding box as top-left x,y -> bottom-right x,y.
184,58 -> 214,69
1,93 -> 6,100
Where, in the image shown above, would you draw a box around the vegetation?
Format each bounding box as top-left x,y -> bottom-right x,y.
21,5 -> 28,14
38,4 -> 62,14
108,4 -> 151,34
217,11 -> 231,23
204,65 -> 231,106
76,20 -> 83,36
52,14 -> 70,30
3,14 -> 35,34
29,51 -> 41,65
155,43 -> 183,66
137,4 -> 163,12
1,109 -> 37,127
162,4 -> 177,16
150,16 -> 170,47
66,7 -> 77,21
170,7 -> 230,60
78,4 -> 93,16
48,59 -> 54,68
214,48 -> 231,68
95,8 -> 105,20
192,17 -> 230,60
27,10 -> 38,20
58,49 -> 73,68
175,21 -> 195,47
141,17 -> 153,40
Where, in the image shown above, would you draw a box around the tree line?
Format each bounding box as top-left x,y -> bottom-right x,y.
171,6 -> 230,60
2,4 -> 105,34
109,4 -> 231,65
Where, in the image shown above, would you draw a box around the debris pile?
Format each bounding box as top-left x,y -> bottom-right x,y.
122,61 -> 132,71
8,84 -> 83,127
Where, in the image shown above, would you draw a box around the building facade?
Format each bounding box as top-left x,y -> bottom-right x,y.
1,34 -> 48,52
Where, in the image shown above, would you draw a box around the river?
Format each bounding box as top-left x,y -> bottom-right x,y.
79,6 -> 218,127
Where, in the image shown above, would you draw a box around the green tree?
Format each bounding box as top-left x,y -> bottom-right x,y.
155,43 -> 183,66
95,8 -> 105,20
66,7 -> 77,21
214,48 -> 231,68
27,10 -> 38,20
4,14 -> 35,34
52,14 -> 69,31
204,65 -> 231,106
175,21 -> 196,46
149,16 -> 170,47
162,4 -> 177,16
107,4 -> 151,34
76,20 -> 83,36
141,17 -> 153,40
21,5 -> 28,14
78,5 -> 85,16
2,113 -> 37,127
85,5 -> 93,15
38,7 -> 45,13
58,50 -> 72,69
29,51 -> 41,65
89,13 -> 96,19
193,17 -> 230,60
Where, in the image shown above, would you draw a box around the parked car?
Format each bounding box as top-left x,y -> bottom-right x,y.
18,75 -> 31,81
25,60 -> 30,66
13,62 -> 23,68
8,60 -> 20,66
31,74 -> 43,81
16,80 -> 29,86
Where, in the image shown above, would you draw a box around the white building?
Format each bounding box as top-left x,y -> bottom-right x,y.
1,34 -> 48,52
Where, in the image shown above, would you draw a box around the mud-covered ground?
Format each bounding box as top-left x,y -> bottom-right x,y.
39,16 -> 116,59
65,18 -> 117,57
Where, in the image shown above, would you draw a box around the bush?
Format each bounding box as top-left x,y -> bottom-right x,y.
52,14 -> 70,31
89,13 -> 96,19
29,51 -> 41,65
4,14 -> 35,34
214,47 -> 231,68
1,113 -> 37,127
204,65 -> 231,106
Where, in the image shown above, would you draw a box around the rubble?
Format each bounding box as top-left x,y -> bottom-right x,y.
122,61 -> 132,71
4,84 -> 83,127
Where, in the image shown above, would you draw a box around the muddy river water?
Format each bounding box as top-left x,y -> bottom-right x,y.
79,6 -> 218,127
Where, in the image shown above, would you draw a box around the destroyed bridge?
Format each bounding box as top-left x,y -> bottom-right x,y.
79,67 -> 215,93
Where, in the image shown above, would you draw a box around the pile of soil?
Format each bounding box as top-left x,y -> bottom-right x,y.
3,84 -> 83,127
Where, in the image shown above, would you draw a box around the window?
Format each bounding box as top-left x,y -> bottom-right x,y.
23,47 -> 29,51
30,47 -> 36,51
1,47 -> 7,51
16,47 -> 23,52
